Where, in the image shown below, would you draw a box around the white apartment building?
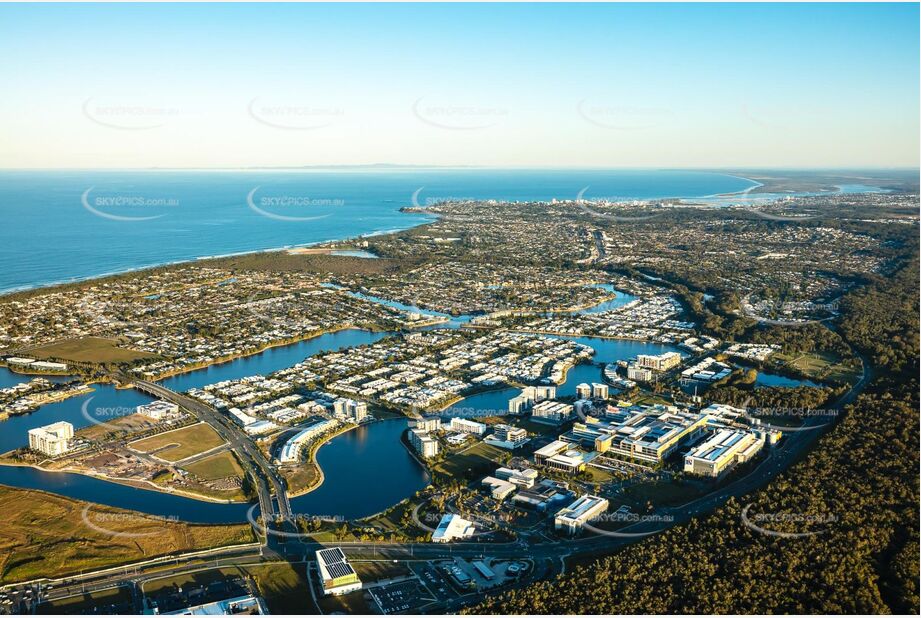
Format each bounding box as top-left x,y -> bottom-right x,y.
409,428 -> 440,458
636,351 -> 682,371
449,417 -> 487,435
531,400 -> 573,424
28,421 -> 74,456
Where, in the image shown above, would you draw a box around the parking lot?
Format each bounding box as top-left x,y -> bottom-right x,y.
367,579 -> 428,614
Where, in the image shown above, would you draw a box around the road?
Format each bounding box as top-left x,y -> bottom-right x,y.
17,351 -> 872,614
128,377 -> 292,532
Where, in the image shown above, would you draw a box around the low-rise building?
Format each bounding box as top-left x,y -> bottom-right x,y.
534,440 -> 569,466
136,400 -> 181,420
431,514 -> 476,542
554,494 -> 610,534
162,595 -> 268,615
484,424 -> 528,449
316,547 -> 363,596
28,421 -> 73,456
683,429 -> 765,477
449,417 -> 487,435
494,466 -> 539,488
531,400 -> 573,424
481,476 -> 516,500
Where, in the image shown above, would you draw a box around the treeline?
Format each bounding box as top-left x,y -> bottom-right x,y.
469,260 -> 919,614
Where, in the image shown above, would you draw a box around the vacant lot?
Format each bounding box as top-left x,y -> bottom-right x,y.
27,337 -> 157,365
0,486 -> 254,584
130,423 -> 226,462
183,451 -> 244,480
776,350 -> 862,384
434,441 -> 506,480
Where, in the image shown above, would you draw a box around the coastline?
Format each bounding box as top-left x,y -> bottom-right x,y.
0,171 -> 760,299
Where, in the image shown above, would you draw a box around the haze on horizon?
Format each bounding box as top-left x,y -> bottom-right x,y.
1,2 -> 918,170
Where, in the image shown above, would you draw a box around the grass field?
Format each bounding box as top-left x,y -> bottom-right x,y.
27,337 -> 157,365
143,562 -> 315,614
183,451 -> 244,480
0,486 -> 254,584
130,423 -> 226,462
774,350 -> 862,383
433,441 -> 506,480
37,586 -> 132,614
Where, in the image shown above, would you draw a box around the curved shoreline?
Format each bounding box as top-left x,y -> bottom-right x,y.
0,172 -> 759,299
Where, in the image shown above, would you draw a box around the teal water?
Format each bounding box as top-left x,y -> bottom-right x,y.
0,169 -> 757,293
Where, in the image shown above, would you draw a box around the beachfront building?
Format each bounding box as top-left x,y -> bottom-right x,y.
409,428 -> 440,458
531,400 -> 573,424
449,417 -> 487,435
316,548 -> 363,596
576,383 -> 592,399
136,400 -> 181,420
683,429 -> 765,477
554,495 -> 610,535
28,421 -> 74,456
591,383 -> 609,399
431,514 -> 477,543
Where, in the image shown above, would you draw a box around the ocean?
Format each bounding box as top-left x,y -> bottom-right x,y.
0,169 -> 756,293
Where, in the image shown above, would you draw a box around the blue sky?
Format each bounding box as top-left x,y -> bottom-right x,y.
0,2 -> 917,168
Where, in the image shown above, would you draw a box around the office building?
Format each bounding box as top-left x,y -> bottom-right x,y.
162,595 -> 268,615
409,428 -> 440,458
136,400 -> 180,420
481,476 -> 516,500
484,424 -> 528,449
554,495 -> 610,534
512,479 -> 574,511
431,514 -> 476,542
316,547 -> 363,596
28,421 -> 74,456
494,466 -> 539,489
683,429 -> 765,477
534,440 -> 569,465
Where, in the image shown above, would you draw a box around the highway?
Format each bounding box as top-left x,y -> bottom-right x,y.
19,353 -> 871,614
128,377 -> 292,532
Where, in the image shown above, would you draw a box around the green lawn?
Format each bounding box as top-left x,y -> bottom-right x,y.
183,450 -> 244,480
129,423 -> 226,462
775,350 -> 862,384
434,442 -> 506,479
28,337 -> 157,365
